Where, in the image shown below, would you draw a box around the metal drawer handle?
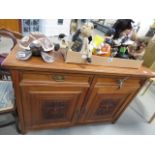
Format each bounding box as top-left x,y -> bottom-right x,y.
52,75 -> 65,82
117,77 -> 129,89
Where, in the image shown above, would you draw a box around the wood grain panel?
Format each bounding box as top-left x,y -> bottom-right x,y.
0,19 -> 21,32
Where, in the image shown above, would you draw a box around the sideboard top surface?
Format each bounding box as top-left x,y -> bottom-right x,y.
2,45 -> 155,78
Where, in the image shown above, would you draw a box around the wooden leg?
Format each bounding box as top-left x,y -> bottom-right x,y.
148,113 -> 155,124
14,117 -> 27,134
13,111 -> 26,134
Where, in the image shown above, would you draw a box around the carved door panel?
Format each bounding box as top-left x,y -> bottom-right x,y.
20,86 -> 86,130
82,86 -> 139,123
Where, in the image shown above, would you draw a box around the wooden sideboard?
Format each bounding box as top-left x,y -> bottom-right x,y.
2,45 -> 155,134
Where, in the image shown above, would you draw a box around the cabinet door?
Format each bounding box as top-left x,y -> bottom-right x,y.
20,85 -> 87,130
82,86 -> 139,123
81,76 -> 143,123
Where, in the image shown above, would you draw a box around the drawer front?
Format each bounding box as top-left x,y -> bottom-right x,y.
21,72 -> 90,85
95,76 -> 144,88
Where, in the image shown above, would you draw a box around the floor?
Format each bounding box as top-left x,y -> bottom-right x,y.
0,27 -> 155,135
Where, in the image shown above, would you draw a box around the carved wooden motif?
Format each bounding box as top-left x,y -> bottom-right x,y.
42,100 -> 69,120
95,95 -> 123,116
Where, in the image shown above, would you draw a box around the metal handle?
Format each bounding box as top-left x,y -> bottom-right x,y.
52,75 -> 65,82
118,79 -> 124,89
117,77 -> 129,89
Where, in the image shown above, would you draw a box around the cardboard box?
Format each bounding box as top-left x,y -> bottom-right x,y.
60,49 -> 143,69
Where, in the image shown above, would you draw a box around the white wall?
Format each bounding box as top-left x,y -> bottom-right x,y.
40,19 -> 71,36
134,19 -> 154,37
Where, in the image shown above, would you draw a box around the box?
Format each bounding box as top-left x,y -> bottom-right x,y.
60,49 -> 143,69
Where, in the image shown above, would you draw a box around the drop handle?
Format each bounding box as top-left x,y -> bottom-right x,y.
117,77 -> 129,89
118,79 -> 124,89
52,75 -> 65,82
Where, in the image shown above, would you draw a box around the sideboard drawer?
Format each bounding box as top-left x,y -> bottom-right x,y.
95,76 -> 143,88
21,72 -> 90,85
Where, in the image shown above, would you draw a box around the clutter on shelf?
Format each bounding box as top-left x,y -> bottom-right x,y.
16,20 -> 150,69
60,20 -> 149,68
17,32 -> 59,63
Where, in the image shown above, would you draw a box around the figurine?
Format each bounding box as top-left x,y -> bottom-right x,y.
71,22 -> 94,63
17,32 -> 59,63
29,40 -> 43,56
71,29 -> 83,52
58,33 -> 69,49
112,19 -> 134,40
111,19 -> 135,59
19,32 -> 55,52
128,37 -> 150,60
